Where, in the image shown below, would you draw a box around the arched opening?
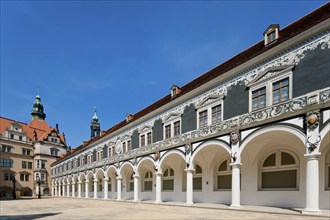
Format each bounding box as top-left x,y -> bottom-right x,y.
106,166 -> 117,199
137,157 -> 155,201
240,127 -> 305,208
119,162 -> 134,200
159,150 -> 186,202
20,187 -> 32,196
43,188 -> 50,195
190,140 -> 231,203
94,169 -> 104,198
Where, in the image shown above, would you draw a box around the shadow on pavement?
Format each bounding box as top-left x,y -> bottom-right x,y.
0,212 -> 61,220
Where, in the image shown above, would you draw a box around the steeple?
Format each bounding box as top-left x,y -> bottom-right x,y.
90,107 -> 100,139
31,94 -> 46,120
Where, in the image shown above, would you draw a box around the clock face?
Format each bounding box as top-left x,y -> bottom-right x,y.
115,140 -> 123,154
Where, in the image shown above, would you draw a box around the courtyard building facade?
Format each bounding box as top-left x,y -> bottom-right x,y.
51,4 -> 330,214
0,95 -> 68,198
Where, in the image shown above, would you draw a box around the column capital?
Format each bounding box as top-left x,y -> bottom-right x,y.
304,152 -> 321,159
133,174 -> 140,178
230,162 -> 242,168
155,171 -> 163,176
184,168 -> 195,173
116,176 -> 122,180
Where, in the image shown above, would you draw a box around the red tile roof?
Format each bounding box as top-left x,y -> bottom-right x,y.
0,117 -> 65,143
54,3 -> 330,164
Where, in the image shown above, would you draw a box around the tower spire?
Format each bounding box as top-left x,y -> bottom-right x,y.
31,94 -> 46,120
90,107 -> 100,139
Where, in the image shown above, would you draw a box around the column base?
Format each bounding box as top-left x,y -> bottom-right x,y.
301,209 -> 321,215
154,200 -> 162,204
184,202 -> 194,206
229,204 -> 242,209
133,199 -> 141,202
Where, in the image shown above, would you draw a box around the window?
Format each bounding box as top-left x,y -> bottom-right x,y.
97,150 -> 103,161
211,105 -> 222,124
127,140 -> 131,151
28,162 -> 32,169
199,110 -> 208,128
108,146 -> 115,157
22,161 -> 27,169
193,165 -> 202,190
10,134 -> 14,139
162,168 -> 174,191
19,136 -> 23,141
252,87 -> 266,111
144,171 -> 153,191
41,160 -> 46,169
273,78 -> 289,104
20,173 -> 29,181
248,66 -> 293,112
163,113 -> 182,139
267,31 -> 276,43
50,138 -> 58,143
147,132 -> 152,145
99,179 -> 103,191
50,149 -> 58,156
165,125 -> 171,139
174,121 -> 180,136
0,158 -> 13,168
80,157 -> 84,166
22,149 -> 31,156
122,142 -> 126,153
88,155 -> 92,164
41,173 -> 46,181
260,151 -> 298,190
2,145 -> 12,153
3,172 -> 14,181
216,159 -> 232,190
141,134 -> 145,147
197,98 -> 223,128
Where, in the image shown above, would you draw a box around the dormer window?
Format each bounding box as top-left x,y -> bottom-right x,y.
264,24 -> 279,46
126,114 -> 134,123
171,85 -> 182,98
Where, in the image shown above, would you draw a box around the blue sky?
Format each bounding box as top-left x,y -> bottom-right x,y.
1,0 -> 327,148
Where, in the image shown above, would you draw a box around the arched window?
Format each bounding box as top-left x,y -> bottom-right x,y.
129,173 -> 134,191
326,152 -> 330,191
163,168 -> 174,191
144,171 -> 153,191
216,159 -> 231,190
193,164 -> 202,190
260,150 -> 298,190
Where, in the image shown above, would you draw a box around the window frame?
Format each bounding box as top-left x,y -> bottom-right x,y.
197,99 -> 223,129
325,152 -> 330,191
139,126 -> 152,148
163,114 -> 182,140
249,68 -> 293,112
162,168 -> 175,191
259,150 -> 299,191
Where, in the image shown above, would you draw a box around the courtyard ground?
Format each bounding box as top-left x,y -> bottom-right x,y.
0,197 -> 329,220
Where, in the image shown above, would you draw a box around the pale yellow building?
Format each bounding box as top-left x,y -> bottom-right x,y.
0,95 -> 68,198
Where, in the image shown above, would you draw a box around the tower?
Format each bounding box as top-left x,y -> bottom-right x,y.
31,95 -> 46,120
90,107 -> 100,139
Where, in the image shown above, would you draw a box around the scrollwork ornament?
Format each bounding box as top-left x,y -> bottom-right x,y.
306,111 -> 320,130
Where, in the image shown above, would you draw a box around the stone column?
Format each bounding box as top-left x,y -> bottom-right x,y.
104,178 -> 109,199
72,182 -> 75,197
58,183 -> 61,196
93,178 -> 98,199
230,163 -> 242,208
133,174 -> 140,202
117,176 -> 122,200
78,181 -> 82,198
155,171 -> 162,204
51,183 -> 54,196
185,168 -> 194,205
303,153 -> 321,213
85,181 -> 89,198
67,182 -> 70,197
55,183 -> 58,196
62,183 -> 66,197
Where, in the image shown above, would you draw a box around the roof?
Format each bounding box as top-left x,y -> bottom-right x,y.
54,3 -> 330,164
0,116 -> 65,143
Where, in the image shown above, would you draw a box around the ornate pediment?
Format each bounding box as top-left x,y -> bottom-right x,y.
139,125 -> 152,133
197,95 -> 224,108
163,112 -> 181,123
247,65 -> 295,87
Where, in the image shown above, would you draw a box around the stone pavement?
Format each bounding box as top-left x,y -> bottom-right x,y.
0,197 -> 329,220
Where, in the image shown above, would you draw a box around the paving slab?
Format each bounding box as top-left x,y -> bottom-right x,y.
0,197 -> 329,220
